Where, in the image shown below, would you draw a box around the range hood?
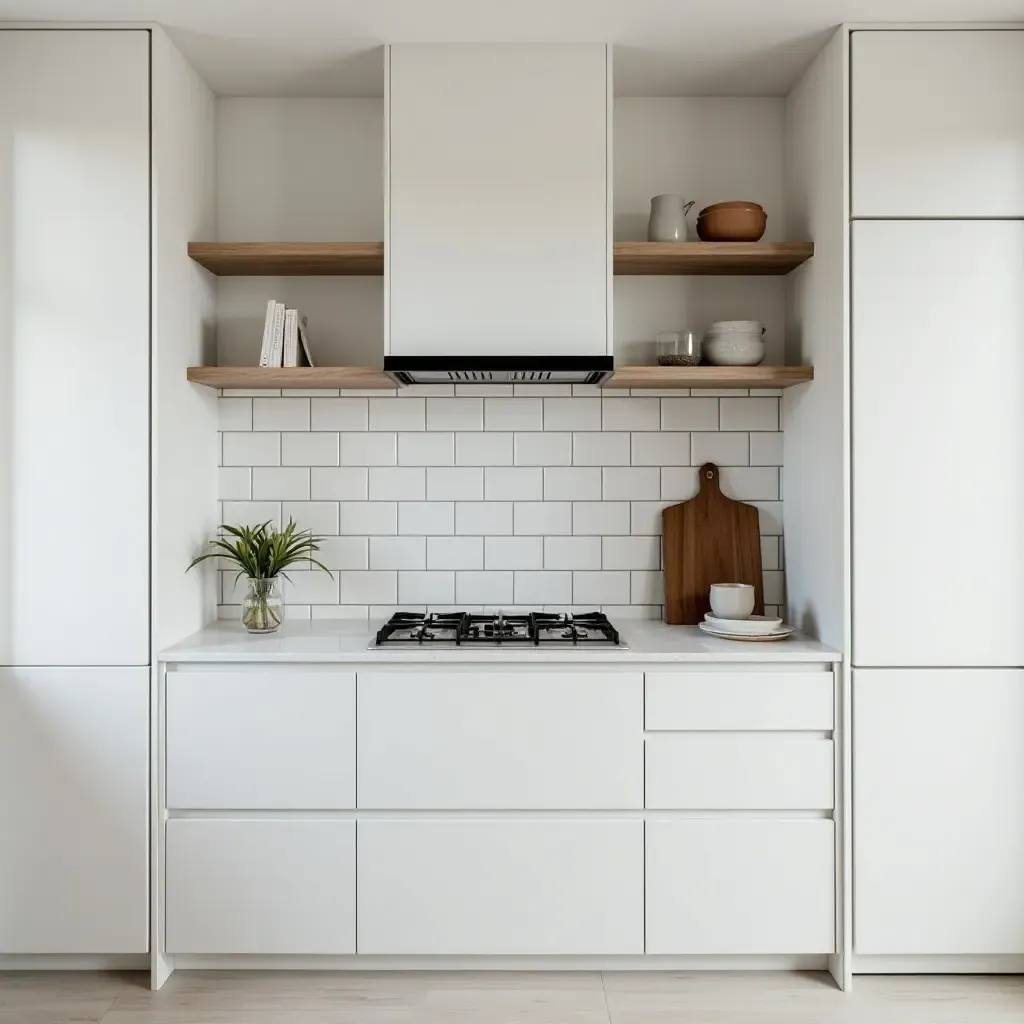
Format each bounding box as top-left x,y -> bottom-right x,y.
384,356 -> 613,386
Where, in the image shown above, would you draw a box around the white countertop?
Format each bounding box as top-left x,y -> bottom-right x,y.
160,619 -> 840,664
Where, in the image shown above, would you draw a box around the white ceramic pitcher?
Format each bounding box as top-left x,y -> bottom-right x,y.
647,194 -> 695,242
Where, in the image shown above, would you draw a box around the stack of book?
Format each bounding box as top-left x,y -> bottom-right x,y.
258,300 -> 316,367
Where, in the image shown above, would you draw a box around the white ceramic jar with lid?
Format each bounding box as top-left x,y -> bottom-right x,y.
703,320 -> 766,366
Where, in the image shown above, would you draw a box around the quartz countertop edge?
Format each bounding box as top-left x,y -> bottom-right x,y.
159,620 -> 841,664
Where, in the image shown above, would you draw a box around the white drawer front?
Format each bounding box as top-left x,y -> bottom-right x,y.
358,671 -> 642,809
166,819 -> 355,954
646,819 -> 835,954
645,671 -> 833,731
358,819 -> 643,954
166,671 -> 355,809
646,735 -> 834,810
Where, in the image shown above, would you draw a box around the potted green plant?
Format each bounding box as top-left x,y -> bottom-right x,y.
187,519 -> 332,633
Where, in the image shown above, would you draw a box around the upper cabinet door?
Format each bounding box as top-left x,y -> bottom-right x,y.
852,31 -> 1024,217
386,44 -> 610,358
0,31 -> 150,666
852,220 -> 1024,667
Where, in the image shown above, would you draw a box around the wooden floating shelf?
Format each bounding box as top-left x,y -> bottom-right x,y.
188,365 -> 812,391
187,241 -> 812,277
612,241 -> 814,275
603,366 -> 814,390
186,366 -> 395,390
187,242 -> 384,276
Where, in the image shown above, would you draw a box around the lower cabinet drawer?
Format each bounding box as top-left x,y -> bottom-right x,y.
358,819 -> 643,954
165,820 -> 355,954
646,819 -> 835,954
645,735 -> 835,809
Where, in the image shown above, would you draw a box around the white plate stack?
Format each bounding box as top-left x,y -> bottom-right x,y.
698,613 -> 796,642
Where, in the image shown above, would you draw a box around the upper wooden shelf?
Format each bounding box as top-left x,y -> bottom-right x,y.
612,241 -> 813,275
187,366 -> 394,389
187,240 -> 812,277
603,365 -> 813,390
188,242 -> 384,276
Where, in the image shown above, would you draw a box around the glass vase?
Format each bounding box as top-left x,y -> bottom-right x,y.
242,576 -> 283,633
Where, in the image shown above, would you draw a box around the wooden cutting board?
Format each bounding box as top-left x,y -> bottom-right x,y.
663,462 -> 765,624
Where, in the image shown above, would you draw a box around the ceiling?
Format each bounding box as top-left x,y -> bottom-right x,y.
1,0 -> 1021,95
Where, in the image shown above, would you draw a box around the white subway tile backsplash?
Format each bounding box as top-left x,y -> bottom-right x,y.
370,536 -> 426,570
427,397 -> 484,432
399,502 -> 454,536
603,467 -> 660,501
457,501 -> 513,536
281,432 -> 338,466
456,432 -> 513,466
753,501 -> 784,536
219,397 -> 252,431
573,501 -> 630,536
749,431 -> 783,466
485,467 -> 543,501
456,570 -> 513,605
485,536 -> 543,570
399,570 -> 455,604
514,432 -> 572,466
720,467 -> 780,501
514,383 -> 572,396
543,536 -> 601,570
339,501 -> 397,536
427,466 -> 484,501
284,568 -> 339,604
397,384 -> 454,397
398,432 -> 455,466
691,432 -> 750,467
340,570 -> 398,605
630,432 -> 689,466
316,536 -> 368,570
485,397 -> 542,431
631,501 -> 670,536
573,570 -> 630,605
661,397 -> 719,431
222,500 -> 281,528
370,397 -> 424,431
223,432 -> 280,466
253,397 -> 309,431
427,536 -> 484,570
456,383 -> 513,396
544,397 -> 601,431
342,433 -> 397,466
631,570 -> 665,605
603,604 -> 663,619
720,397 -> 778,431
218,466 -> 251,501
311,467 -> 369,501
573,432 -> 630,466
661,467 -> 699,501
310,397 -> 368,431
760,535 -> 780,572
252,467 -> 310,501
763,569 -> 785,606
515,571 -> 572,605
315,605 -> 369,620
603,397 -> 660,431
368,466 -> 425,501
603,536 -> 660,571
283,501 -> 339,535
514,502 -> 571,536
543,467 -> 602,501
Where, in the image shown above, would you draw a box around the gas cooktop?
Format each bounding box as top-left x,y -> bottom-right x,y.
373,611 -> 625,647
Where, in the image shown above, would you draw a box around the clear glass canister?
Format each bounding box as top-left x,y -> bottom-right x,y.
656,330 -> 702,366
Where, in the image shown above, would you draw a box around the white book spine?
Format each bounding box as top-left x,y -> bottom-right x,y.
268,301 -> 286,367
283,308 -> 299,367
258,299 -> 277,366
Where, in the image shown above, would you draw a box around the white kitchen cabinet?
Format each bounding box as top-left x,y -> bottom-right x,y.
386,43 -> 610,358
0,667 -> 148,953
166,819 -> 356,954
357,670 -> 642,808
646,819 -> 835,954
852,220 -> 1024,667
851,31 -> 1024,217
0,30 -> 150,666
166,670 -> 355,809
854,669 -> 1024,954
358,819 -> 642,954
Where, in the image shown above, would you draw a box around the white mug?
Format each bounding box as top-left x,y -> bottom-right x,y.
709,583 -> 755,619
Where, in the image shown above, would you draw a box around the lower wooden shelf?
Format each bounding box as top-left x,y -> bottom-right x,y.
603,366 -> 813,390
187,367 -> 395,390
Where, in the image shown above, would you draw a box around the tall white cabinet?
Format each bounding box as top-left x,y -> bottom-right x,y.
0,29 -> 151,954
850,29 -> 1024,958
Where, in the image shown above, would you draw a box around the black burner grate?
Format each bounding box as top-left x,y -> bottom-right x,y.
375,610 -> 621,646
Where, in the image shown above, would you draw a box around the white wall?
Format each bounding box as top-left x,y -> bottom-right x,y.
152,27 -> 220,650
782,30 -> 847,650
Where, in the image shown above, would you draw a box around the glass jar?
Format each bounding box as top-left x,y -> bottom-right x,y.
656,330 -> 702,366
242,576 -> 284,633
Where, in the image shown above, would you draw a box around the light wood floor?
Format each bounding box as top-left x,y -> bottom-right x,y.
0,970 -> 1021,1023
